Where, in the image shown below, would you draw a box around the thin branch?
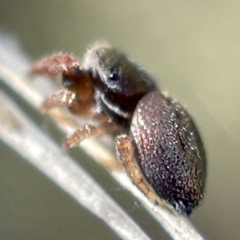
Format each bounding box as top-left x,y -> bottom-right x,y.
0,34 -> 205,240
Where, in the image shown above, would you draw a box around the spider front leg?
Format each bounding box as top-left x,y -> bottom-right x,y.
40,87 -> 97,119
40,89 -> 75,113
30,53 -> 79,77
31,52 -> 105,119
115,134 -> 164,206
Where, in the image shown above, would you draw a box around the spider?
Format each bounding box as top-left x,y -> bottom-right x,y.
30,41 -> 207,215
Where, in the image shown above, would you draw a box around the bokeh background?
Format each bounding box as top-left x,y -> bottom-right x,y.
1,1 -> 240,239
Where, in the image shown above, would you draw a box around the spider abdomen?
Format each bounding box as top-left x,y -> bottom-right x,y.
130,91 -> 206,215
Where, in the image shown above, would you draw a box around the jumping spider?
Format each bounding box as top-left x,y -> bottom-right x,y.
30,41 -> 207,215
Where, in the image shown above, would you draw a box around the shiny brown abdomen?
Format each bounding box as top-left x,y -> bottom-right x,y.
130,91 -> 206,215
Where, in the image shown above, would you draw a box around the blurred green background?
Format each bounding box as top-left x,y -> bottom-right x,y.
1,0 -> 240,239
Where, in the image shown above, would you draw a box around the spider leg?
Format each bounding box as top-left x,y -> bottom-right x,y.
40,89 -> 75,113
40,87 -> 99,118
63,121 -> 119,150
30,53 -> 79,77
115,134 -> 164,205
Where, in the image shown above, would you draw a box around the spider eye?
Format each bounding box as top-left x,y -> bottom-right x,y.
109,70 -> 120,81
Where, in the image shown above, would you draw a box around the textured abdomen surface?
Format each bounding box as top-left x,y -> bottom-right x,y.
130,91 -> 206,215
